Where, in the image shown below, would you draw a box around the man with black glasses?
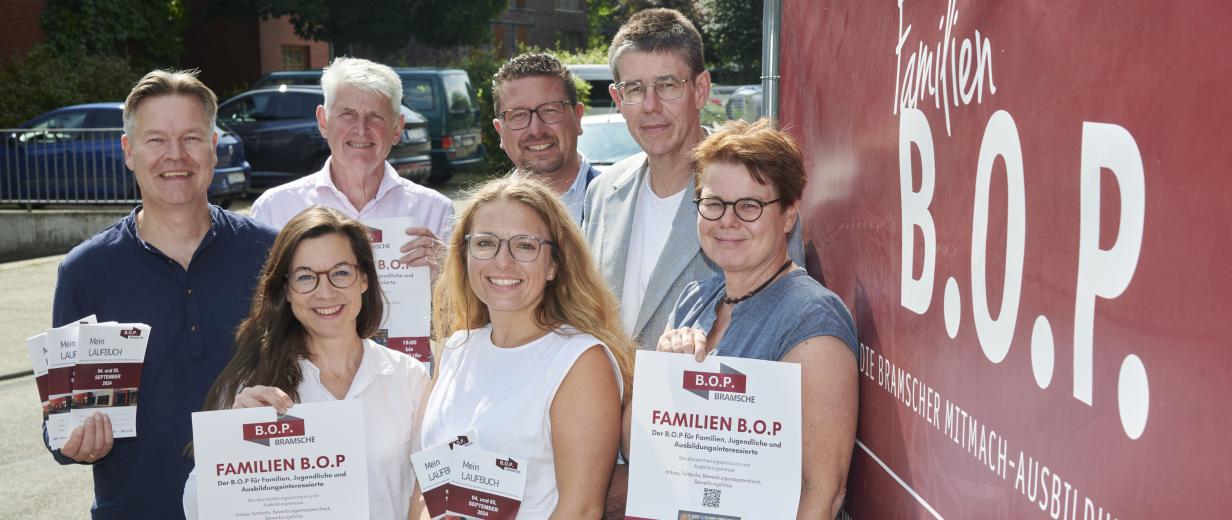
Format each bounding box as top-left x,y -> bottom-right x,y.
492,52 -> 599,224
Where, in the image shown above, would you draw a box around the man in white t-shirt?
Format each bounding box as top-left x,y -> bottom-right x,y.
250,57 -> 453,277
584,9 -> 803,349
582,9 -> 715,348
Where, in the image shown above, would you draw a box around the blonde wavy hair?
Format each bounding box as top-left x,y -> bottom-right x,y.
433,176 -> 634,395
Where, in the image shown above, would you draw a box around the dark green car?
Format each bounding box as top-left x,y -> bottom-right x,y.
253,68 -> 484,184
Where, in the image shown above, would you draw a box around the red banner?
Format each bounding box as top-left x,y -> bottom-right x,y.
781,0 -> 1232,516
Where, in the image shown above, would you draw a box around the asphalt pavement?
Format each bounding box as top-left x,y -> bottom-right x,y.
0,255 -> 93,518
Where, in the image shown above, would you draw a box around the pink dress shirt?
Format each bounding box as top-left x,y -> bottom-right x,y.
250,158 -> 454,239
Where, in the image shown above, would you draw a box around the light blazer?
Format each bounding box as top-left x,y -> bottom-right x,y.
583,152 -> 716,347
582,152 -> 806,347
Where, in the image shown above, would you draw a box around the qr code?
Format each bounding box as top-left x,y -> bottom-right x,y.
702,488 -> 721,508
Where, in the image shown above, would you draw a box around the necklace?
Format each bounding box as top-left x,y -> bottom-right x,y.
723,260 -> 793,305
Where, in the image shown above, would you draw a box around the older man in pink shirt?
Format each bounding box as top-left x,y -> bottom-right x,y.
250,57 -> 453,273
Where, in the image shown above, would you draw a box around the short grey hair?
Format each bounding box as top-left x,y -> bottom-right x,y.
320,57 -> 403,117
607,8 -> 705,83
123,69 -> 217,135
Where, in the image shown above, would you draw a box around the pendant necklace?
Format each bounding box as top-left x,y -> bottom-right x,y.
723,260 -> 793,305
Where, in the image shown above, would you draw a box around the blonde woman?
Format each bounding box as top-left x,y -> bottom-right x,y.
422,176 -> 633,519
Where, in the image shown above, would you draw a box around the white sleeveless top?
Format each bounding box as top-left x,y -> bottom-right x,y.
421,325 -> 623,519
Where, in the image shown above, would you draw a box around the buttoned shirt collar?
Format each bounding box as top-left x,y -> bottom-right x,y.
312,158 -> 402,214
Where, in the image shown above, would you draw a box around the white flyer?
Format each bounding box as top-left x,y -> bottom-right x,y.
447,444 -> 527,520
44,314 -> 97,449
410,432 -> 475,519
363,217 -> 433,370
70,323 -> 149,438
191,400 -> 369,520
626,350 -> 803,520
26,333 -> 49,420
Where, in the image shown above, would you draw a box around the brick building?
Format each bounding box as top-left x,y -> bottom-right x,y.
181,11 -> 330,95
0,0 -> 46,64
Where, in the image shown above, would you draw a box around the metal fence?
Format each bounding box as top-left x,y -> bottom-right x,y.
0,128 -> 140,207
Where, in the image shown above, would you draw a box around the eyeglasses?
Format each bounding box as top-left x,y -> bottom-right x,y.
497,100 -> 573,130
694,197 -> 780,222
464,233 -> 555,262
286,262 -> 361,294
613,76 -> 691,105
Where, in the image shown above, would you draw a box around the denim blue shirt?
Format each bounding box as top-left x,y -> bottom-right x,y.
49,205 -> 276,519
668,269 -> 858,362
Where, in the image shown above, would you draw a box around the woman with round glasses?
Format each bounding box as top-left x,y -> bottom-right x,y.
183,206 -> 431,519
423,176 -> 632,519
656,119 -> 859,518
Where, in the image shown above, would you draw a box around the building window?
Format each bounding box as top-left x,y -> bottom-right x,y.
556,0 -> 581,11
558,31 -> 583,51
282,45 -> 309,70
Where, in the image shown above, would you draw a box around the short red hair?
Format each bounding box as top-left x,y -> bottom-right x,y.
692,118 -> 805,205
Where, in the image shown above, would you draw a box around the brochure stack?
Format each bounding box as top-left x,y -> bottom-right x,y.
24,315 -> 150,449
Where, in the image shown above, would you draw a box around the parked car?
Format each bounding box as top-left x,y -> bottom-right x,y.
217,86 -> 432,188
252,68 -> 484,184
0,103 -> 249,206
565,64 -> 616,114
577,112 -> 641,171
724,84 -> 763,122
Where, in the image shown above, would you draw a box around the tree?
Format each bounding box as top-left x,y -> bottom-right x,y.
587,0 -> 626,49
0,47 -> 141,127
209,0 -> 507,57
702,0 -> 763,83
41,0 -> 189,68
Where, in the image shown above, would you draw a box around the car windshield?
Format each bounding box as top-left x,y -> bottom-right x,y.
577,118 -> 641,165
403,79 -> 436,112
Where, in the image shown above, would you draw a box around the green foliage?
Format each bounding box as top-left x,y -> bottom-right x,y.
41,0 -> 188,69
587,0 -> 626,49
409,0 -> 508,49
210,0 -> 507,57
533,45 -> 610,66
702,0 -> 763,84
457,48 -> 511,174
0,46 -> 142,128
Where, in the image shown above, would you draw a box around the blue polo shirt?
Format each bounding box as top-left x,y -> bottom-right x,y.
49,205 -> 276,520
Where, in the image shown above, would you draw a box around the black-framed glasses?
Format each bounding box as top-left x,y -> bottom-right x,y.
497,100 -> 572,130
286,262 -> 361,294
613,76 -> 691,105
694,197 -> 780,222
464,233 -> 555,262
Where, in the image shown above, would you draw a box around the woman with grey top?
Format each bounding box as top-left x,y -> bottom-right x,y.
656,118 -> 859,519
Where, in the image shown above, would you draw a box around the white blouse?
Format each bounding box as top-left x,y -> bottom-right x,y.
183,339 -> 431,519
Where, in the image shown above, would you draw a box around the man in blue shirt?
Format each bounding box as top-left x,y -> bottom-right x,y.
47,69 -> 277,519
